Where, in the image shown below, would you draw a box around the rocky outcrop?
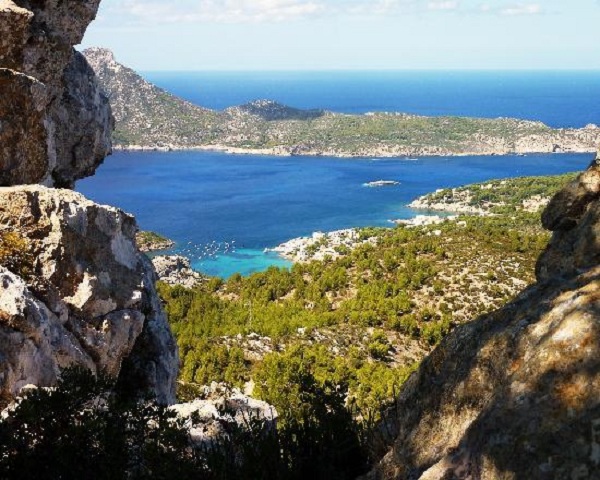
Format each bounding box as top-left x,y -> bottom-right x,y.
83,47 -> 218,148
136,231 -> 175,253
0,186 -> 178,405
365,154 -> 600,480
152,255 -> 204,289
171,382 -> 278,445
536,157 -> 600,282
0,0 -> 179,406
0,0 -> 112,187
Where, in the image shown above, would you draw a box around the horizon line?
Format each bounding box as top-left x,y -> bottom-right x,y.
138,68 -> 600,73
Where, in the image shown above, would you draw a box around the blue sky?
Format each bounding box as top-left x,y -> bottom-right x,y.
81,0 -> 600,71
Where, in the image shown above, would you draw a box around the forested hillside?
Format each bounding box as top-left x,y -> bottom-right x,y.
159,173 -> 577,420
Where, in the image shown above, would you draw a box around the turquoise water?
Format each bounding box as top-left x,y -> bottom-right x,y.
195,249 -> 292,279
77,151 -> 593,278
76,71 -> 600,277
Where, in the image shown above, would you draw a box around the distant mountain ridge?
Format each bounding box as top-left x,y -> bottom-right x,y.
83,47 -> 600,157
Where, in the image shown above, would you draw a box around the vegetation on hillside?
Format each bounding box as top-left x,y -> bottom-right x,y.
160,213 -> 547,413
159,173 -> 577,424
421,172 -> 578,214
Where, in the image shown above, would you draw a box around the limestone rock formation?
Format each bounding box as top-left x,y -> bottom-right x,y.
365,154 -> 600,479
171,382 -> 278,446
152,255 -> 205,289
0,186 -> 178,404
0,0 -> 179,406
0,0 -> 112,187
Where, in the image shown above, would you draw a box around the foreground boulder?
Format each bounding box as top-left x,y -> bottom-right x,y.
365,155 -> 600,480
0,0 -> 112,187
0,186 -> 178,405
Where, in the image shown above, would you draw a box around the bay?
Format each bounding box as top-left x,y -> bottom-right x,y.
77,151 -> 593,278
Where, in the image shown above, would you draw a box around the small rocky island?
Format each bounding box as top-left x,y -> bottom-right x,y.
363,180 -> 401,187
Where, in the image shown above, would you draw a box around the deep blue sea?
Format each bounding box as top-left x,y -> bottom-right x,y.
78,71 -> 599,277
143,71 -> 600,128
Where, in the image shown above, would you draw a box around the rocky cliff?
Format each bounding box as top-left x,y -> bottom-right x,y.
0,1 -> 178,405
0,0 -> 112,188
365,155 -> 600,479
0,187 -> 178,404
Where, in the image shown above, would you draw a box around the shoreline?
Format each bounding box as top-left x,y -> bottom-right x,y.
113,143 -> 599,159
264,212 -> 471,264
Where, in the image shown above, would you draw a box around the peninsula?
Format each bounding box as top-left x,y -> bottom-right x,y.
83,48 -> 600,158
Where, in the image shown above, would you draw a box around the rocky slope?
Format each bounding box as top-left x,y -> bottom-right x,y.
0,0 -> 112,188
83,47 -> 224,147
364,155 -> 600,479
84,48 -> 600,157
0,1 -> 178,406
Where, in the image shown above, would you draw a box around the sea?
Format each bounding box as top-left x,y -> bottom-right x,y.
77,71 -> 600,278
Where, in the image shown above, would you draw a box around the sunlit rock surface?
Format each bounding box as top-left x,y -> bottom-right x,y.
0,186 -> 178,404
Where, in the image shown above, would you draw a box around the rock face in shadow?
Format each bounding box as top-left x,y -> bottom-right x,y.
0,0 -> 112,187
365,154 -> 600,479
0,187 -> 178,405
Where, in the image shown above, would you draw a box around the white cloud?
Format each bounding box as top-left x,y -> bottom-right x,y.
116,0 -> 326,24
108,0 -> 470,24
477,2 -> 543,16
427,1 -> 459,11
501,3 -> 542,15
104,0 -> 546,25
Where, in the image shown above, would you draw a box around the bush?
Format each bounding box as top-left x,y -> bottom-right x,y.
0,368 -> 202,480
367,331 -> 391,361
0,368 -> 370,480
254,346 -> 368,479
0,231 -> 33,278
